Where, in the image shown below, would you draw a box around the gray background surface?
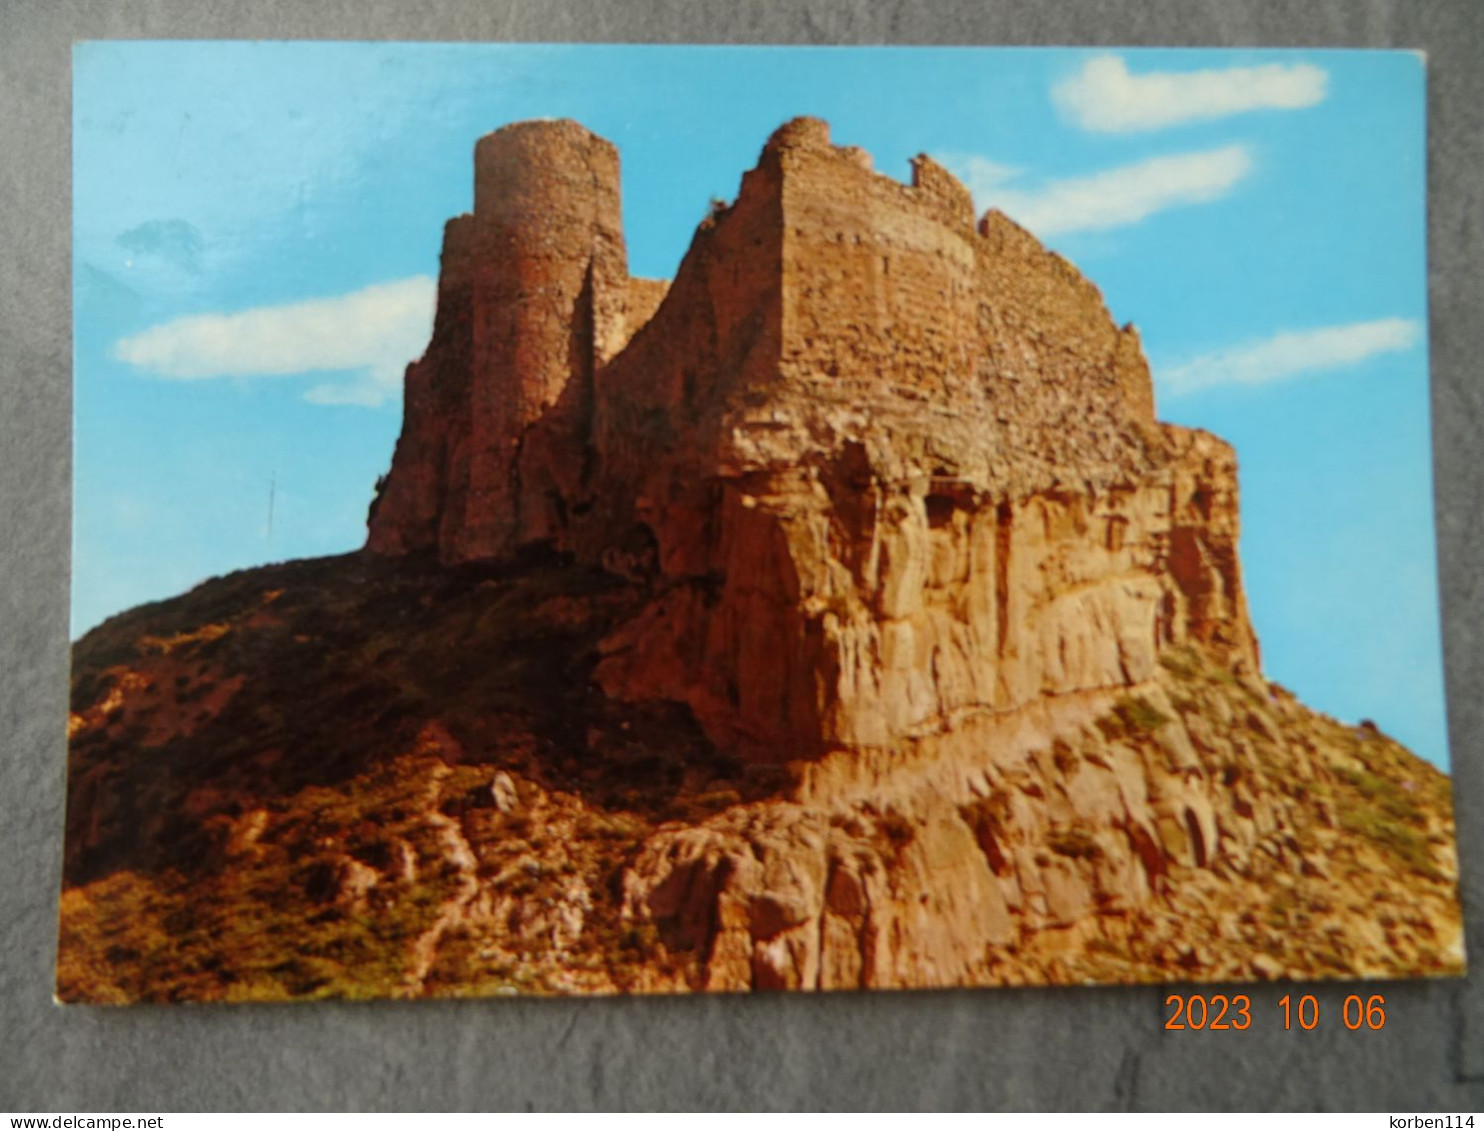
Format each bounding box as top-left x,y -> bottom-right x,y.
3,0 -> 1482,1111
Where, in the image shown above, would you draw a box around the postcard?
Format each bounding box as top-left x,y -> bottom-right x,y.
61,43 -> 1461,1001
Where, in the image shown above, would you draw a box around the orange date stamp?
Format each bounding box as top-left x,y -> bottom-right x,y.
1164,993 -> 1388,1031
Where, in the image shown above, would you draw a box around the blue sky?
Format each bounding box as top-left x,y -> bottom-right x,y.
72,44 -> 1446,766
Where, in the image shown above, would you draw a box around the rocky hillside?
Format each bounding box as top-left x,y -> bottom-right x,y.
59,550 -> 1460,1001
59,117 -> 1463,1001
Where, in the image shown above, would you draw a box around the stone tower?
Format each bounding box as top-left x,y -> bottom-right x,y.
366,119 -> 631,562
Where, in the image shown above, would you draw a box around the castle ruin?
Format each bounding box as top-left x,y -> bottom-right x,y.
368,117 -> 1257,768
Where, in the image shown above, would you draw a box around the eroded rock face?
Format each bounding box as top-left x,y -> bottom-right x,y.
57,557 -> 1462,1000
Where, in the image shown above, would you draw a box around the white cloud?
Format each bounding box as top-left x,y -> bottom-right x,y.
1160,318 -> 1423,395
939,155 -> 1022,201
113,276 -> 436,406
1055,54 -> 1328,133
941,146 -> 1252,238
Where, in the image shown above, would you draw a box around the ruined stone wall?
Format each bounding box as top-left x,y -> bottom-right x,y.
754,119 -> 1156,492
777,120 -> 982,413
578,150 -> 789,572
974,210 -> 1158,458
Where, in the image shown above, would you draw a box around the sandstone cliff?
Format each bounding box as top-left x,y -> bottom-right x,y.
57,119 -> 1463,1001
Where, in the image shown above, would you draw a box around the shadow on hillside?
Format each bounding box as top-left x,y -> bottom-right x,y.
64,545 -> 785,887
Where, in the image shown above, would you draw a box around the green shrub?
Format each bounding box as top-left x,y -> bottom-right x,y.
1098,695 -> 1172,740
1336,768 -> 1425,826
1339,804 -> 1442,881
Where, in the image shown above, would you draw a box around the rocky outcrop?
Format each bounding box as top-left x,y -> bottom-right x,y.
58,560 -> 1462,999
617,646 -> 1463,990
55,117 -> 1463,1003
